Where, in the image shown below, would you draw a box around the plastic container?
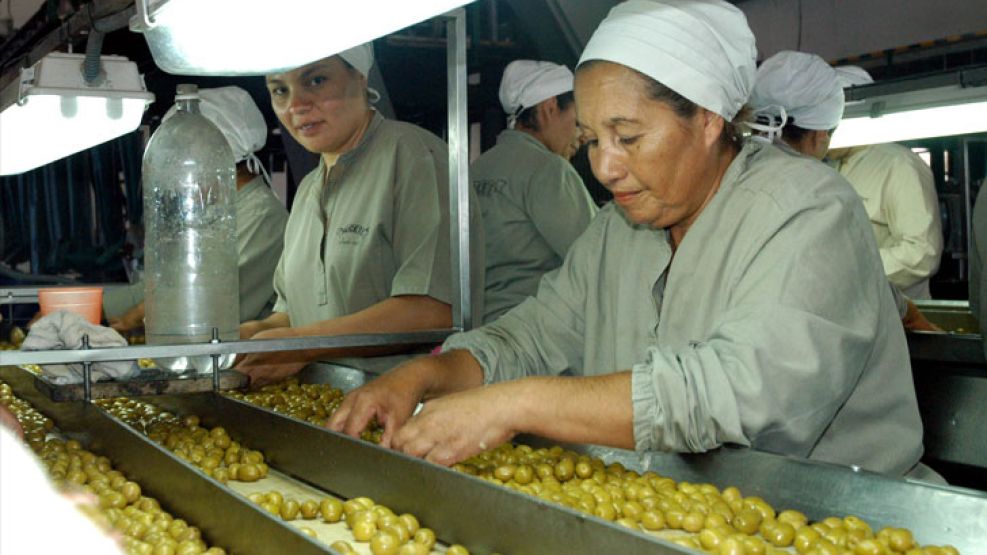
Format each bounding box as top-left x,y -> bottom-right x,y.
142,84 -> 239,373
38,287 -> 103,324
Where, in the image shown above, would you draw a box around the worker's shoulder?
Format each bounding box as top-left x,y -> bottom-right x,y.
372,118 -> 447,156
853,143 -> 920,164
738,142 -> 856,210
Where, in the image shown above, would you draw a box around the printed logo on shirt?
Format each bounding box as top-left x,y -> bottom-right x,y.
473,178 -> 507,197
336,223 -> 370,245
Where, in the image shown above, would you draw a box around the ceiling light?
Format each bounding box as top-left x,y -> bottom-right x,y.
130,0 -> 477,76
830,67 -> 987,149
0,53 -> 154,175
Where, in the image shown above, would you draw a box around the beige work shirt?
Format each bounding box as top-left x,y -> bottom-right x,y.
833,144 -> 943,299
103,175 -> 288,322
273,112 -> 484,373
472,130 -> 597,323
445,141 -> 925,476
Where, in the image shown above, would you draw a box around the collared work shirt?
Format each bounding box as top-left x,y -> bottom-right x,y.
273,113 -> 484,373
472,130 -> 597,324
445,141 -> 925,476
833,144 -> 943,299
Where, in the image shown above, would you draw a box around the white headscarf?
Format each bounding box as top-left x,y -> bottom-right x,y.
835,65 -> 875,88
165,86 -> 269,182
338,42 -> 381,104
578,0 -> 757,121
498,60 -> 574,129
751,51 -> 845,131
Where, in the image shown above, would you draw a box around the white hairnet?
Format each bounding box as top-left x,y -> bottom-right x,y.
835,65 -> 875,88
165,86 -> 269,181
751,51 -> 845,131
498,60 -> 574,129
578,0 -> 757,121
337,42 -> 380,103
165,86 -> 266,163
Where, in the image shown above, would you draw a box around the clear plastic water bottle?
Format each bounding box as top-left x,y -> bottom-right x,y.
142,84 -> 238,373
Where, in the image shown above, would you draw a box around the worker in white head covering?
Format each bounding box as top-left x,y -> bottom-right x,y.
105,86 -> 288,332
329,0 -> 934,483
827,66 -> 944,300
751,54 -> 939,328
470,60 -> 597,324
749,50 -> 844,160
237,43 -> 485,384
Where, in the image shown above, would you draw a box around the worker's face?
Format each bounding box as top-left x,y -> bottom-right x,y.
792,129 -> 833,161
575,62 -> 726,230
537,97 -> 581,160
266,57 -> 369,154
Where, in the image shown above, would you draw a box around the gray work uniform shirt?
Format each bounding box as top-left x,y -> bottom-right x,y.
472,130 -> 597,324
273,112 -> 484,374
445,141 -> 925,476
103,175 -> 288,322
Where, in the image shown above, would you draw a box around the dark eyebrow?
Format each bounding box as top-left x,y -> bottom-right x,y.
607,116 -> 641,126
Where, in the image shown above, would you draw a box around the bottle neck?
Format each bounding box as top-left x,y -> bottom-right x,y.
177,97 -> 200,114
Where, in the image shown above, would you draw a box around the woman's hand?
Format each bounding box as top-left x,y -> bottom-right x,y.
326,361 -> 432,447
391,382 -> 520,466
234,327 -> 309,387
0,404 -> 23,438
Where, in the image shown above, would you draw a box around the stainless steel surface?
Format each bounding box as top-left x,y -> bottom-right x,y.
445,8 -> 473,331
298,362 -> 373,391
153,392 -> 692,555
523,440 -> 987,554
915,367 -> 987,470
30,368 -> 248,402
908,300 -> 984,363
0,366 -> 332,555
965,137 -> 973,279
0,329 -> 455,366
0,286 -> 40,304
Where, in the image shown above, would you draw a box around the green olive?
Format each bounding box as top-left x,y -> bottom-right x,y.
280,500 -> 300,521
413,527 -> 436,549
298,500 -> 319,519
320,498 -> 343,523
369,530 -> 400,555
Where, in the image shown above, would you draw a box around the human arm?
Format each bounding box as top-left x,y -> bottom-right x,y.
391,372 -> 634,466
878,155 -> 943,290
235,295 -> 450,386
239,311 -> 290,339
0,404 -> 22,438
328,214 -> 606,443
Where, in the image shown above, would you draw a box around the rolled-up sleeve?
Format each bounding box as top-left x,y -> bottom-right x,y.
631,191 -> 885,456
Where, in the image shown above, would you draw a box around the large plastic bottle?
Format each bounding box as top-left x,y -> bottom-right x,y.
142,84 -> 238,373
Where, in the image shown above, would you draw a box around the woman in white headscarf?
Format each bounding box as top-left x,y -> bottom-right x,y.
236,44 -> 484,385
472,60 -> 597,324
329,0 -> 931,480
749,50 -> 844,160
751,53 -> 940,332
104,86 -> 289,334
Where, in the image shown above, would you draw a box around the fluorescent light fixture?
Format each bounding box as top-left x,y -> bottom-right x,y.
131,0 -> 477,76
830,101 -> 987,148
0,53 -> 154,175
830,67 -> 987,148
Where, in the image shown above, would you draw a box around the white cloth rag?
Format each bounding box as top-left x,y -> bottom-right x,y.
20,310 -> 137,384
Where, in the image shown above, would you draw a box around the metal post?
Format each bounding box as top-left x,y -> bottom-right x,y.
445,8 -> 472,331
210,327 -> 221,391
81,334 -> 93,403
963,138 -> 973,281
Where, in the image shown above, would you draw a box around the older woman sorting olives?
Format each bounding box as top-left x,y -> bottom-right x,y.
330,0 -> 934,480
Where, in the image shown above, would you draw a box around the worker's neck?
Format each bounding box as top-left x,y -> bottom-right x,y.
517,125 -> 551,151
322,109 -> 374,170
236,170 -> 254,191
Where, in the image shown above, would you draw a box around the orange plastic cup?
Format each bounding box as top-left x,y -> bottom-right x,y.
38,287 -> 104,325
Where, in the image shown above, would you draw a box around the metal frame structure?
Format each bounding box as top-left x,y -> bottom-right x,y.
0,9 -> 474,381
